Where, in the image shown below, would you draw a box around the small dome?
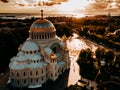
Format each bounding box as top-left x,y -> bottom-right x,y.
17,55 -> 27,61
21,41 -> 39,51
30,19 -> 56,32
31,54 -> 43,61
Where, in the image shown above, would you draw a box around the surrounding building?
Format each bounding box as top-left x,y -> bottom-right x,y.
9,10 -> 70,88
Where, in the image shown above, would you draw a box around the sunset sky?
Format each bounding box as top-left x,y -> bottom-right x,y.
0,0 -> 120,15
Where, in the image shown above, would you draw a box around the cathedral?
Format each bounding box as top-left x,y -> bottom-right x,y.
9,10 -> 70,88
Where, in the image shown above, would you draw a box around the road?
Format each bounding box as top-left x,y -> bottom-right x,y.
67,33 -> 98,89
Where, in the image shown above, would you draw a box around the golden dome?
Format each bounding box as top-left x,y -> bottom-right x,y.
30,19 -> 56,32
50,53 -> 56,59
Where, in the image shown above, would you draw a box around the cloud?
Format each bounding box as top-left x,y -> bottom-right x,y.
87,2 -> 108,10
85,1 -> 120,14
0,0 -> 9,3
50,0 -> 68,2
106,2 -> 120,10
15,0 -> 68,7
18,3 -> 25,6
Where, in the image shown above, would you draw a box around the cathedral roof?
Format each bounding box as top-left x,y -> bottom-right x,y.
21,41 -> 39,51
29,19 -> 56,32
10,61 -> 48,69
28,62 -> 47,69
17,55 -> 27,61
30,54 -> 43,60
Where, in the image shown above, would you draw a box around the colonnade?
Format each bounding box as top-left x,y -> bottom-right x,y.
29,32 -> 56,40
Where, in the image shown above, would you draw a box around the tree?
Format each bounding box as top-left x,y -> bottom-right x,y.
65,84 -> 87,90
95,48 -> 106,63
78,48 -> 93,62
77,48 -> 96,80
105,50 -> 115,65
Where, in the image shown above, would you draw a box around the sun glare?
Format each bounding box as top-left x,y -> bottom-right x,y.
57,0 -> 91,14
74,13 -> 85,18
68,0 -> 90,10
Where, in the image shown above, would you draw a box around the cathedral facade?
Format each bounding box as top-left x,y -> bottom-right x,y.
9,13 -> 70,88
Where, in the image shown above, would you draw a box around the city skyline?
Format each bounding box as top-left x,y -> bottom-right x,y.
0,0 -> 120,16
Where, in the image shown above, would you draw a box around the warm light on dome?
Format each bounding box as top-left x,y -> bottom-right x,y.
30,19 -> 56,32
50,53 -> 56,59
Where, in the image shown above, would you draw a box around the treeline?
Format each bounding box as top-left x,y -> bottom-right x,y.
0,17 -> 42,73
77,47 -> 120,89
0,19 -> 31,73
76,16 -> 120,51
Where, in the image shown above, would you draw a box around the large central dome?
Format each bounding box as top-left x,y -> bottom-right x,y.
29,10 -> 57,40
30,19 -> 56,32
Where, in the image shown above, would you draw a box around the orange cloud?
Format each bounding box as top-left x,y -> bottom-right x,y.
0,0 -> 9,3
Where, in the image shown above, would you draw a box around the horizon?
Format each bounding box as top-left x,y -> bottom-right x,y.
0,0 -> 120,17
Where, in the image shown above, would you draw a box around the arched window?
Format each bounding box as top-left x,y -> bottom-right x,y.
24,72 -> 25,76
42,34 -> 44,39
41,70 -> 43,74
45,33 -> 47,39
17,72 -> 19,77
24,80 -> 26,83
36,79 -> 38,82
26,51 -> 28,54
39,33 -> 41,39
17,81 -> 19,85
52,47 -> 56,53
31,79 -> 32,83
36,71 -> 38,75
30,51 -> 32,54
42,77 -> 44,81
34,51 -> 36,53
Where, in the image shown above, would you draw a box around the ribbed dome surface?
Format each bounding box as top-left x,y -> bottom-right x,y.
21,41 -> 39,51
17,55 -> 27,61
31,54 -> 43,60
30,19 -> 56,32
